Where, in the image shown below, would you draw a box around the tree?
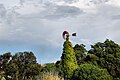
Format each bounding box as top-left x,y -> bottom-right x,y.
5,61 -> 19,80
12,52 -> 39,80
73,44 -> 87,65
72,63 -> 112,80
58,37 -> 78,80
0,52 -> 12,80
25,63 -> 40,79
88,39 -> 120,79
41,63 -> 57,72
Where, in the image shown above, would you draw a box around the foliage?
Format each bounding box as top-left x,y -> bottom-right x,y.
41,63 -> 56,72
72,63 -> 112,80
0,39 -> 120,80
88,39 -> 120,79
85,54 -> 98,61
73,44 -> 87,65
0,52 -> 40,80
12,52 -> 40,80
0,52 -> 13,79
57,37 -> 78,80
36,71 -> 64,80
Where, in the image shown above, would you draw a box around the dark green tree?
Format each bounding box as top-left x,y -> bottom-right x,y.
58,37 -> 78,80
5,61 -> 19,80
0,52 -> 41,80
12,52 -> 39,80
88,39 -> 120,79
73,44 -> 87,65
0,52 -> 12,80
25,63 -> 40,79
72,63 -> 112,80
41,63 -> 56,72
84,54 -> 99,66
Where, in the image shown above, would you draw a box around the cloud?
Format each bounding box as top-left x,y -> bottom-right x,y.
43,5 -> 82,19
60,0 -> 79,4
0,0 -> 120,63
16,3 -> 82,20
0,0 -> 19,8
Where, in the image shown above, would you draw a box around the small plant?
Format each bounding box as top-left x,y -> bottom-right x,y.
36,71 -> 64,80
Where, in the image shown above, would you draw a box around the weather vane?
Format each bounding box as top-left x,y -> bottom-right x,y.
62,31 -> 76,40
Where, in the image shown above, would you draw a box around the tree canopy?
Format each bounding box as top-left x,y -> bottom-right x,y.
72,63 -> 112,80
0,39 -> 120,80
88,39 -> 120,78
58,37 -> 78,80
0,52 -> 40,80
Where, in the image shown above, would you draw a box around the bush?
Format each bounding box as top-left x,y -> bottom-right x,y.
71,63 -> 112,80
36,71 -> 64,80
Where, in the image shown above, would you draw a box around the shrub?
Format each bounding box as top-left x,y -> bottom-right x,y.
71,63 -> 112,80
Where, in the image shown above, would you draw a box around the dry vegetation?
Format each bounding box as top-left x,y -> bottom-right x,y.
36,72 -> 64,80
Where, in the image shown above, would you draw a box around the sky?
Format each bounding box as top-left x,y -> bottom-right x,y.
0,0 -> 120,64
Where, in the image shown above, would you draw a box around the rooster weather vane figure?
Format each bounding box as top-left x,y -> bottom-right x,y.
62,31 -> 76,40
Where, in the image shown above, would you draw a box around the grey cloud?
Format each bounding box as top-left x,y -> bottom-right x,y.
13,3 -> 120,47
18,4 -> 83,20
0,0 -> 120,63
44,5 -> 83,19
88,0 -> 109,4
112,15 -> 120,20
0,4 -> 7,24
0,3 -> 20,24
55,6 -> 82,15
61,0 -> 79,4
0,4 -> 6,18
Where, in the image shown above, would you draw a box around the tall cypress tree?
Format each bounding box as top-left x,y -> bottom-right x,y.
60,37 -> 78,80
